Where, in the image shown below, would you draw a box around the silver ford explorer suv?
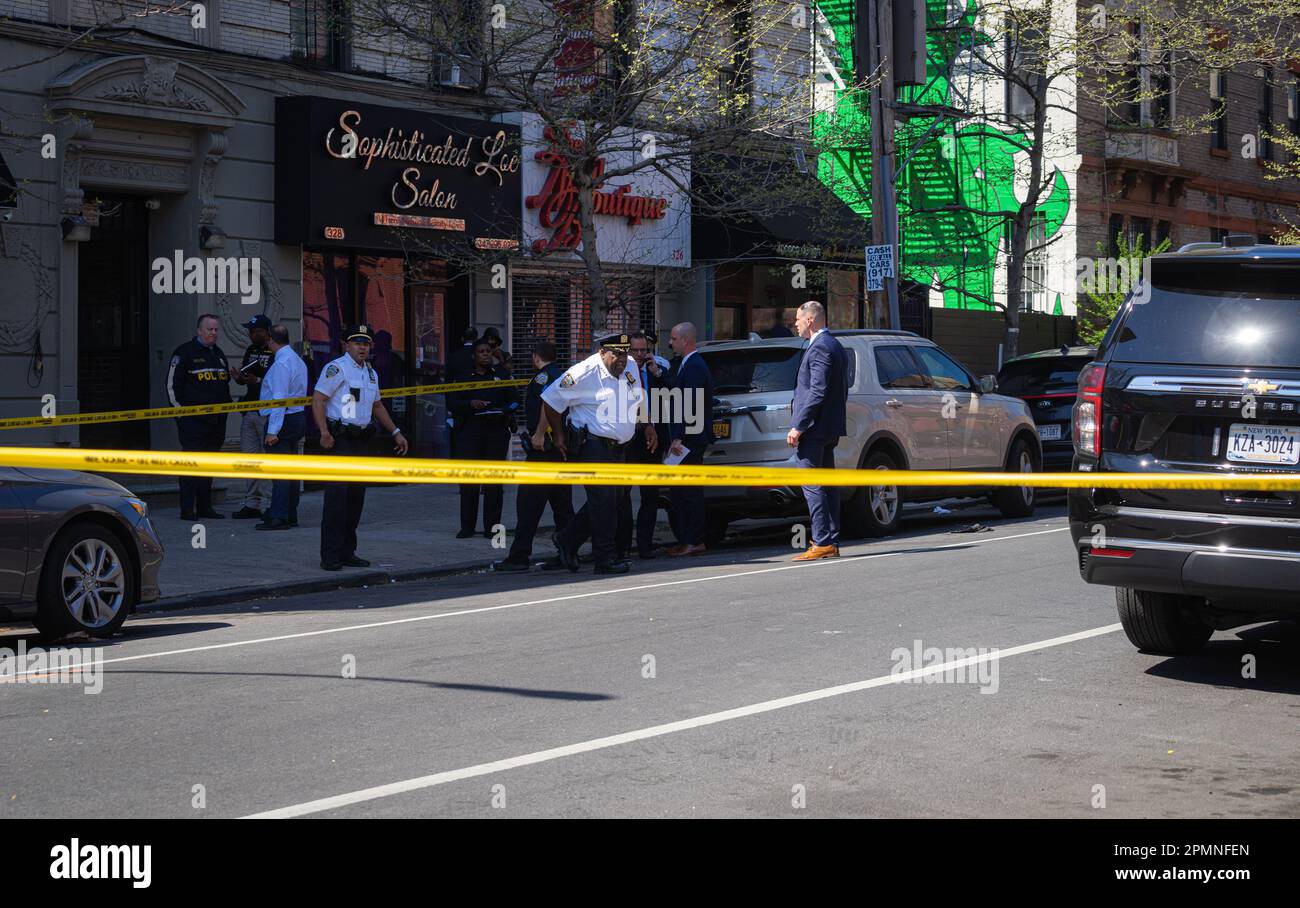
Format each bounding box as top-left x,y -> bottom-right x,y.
695,330 -> 1042,541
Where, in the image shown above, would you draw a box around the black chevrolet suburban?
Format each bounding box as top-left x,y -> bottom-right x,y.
1069,239 -> 1300,654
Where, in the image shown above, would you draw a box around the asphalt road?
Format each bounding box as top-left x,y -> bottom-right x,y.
3,503 -> 1297,819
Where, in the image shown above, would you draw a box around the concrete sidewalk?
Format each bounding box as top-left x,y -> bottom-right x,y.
140,481 -> 594,611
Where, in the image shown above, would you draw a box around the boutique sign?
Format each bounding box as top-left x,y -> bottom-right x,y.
521,113 -> 689,268
275,97 -> 522,253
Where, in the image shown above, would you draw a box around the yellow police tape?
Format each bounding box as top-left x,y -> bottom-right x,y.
6,446 -> 1300,491
0,378 -> 531,431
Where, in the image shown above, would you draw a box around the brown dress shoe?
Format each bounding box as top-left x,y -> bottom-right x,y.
792,544 -> 840,561
666,543 -> 707,557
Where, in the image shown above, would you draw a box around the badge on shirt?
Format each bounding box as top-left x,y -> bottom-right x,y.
534,372 -> 548,385
559,373 -> 576,388
625,372 -> 636,386
325,364 -> 339,378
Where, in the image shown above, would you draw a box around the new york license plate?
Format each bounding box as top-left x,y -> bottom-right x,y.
1226,423 -> 1300,465
712,420 -> 730,439
1037,423 -> 1062,441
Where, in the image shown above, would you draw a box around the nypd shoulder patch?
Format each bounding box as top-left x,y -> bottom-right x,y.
559,372 -> 576,388
535,372 -> 548,385
325,364 -> 339,378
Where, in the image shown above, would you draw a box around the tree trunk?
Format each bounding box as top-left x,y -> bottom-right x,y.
1003,208 -> 1029,362
574,161 -> 609,336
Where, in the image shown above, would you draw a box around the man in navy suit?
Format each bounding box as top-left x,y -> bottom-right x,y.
618,330 -> 674,558
664,322 -> 715,556
788,301 -> 849,561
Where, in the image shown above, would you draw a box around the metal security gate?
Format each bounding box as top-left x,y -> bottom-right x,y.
511,268 -> 657,372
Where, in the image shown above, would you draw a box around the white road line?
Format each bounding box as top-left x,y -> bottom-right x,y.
243,621 -> 1122,819
11,524 -> 1070,677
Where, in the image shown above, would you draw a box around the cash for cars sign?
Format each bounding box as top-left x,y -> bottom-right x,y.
866,244 -> 894,291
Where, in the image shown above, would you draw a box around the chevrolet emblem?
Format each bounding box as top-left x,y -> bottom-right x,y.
1246,379 -> 1280,394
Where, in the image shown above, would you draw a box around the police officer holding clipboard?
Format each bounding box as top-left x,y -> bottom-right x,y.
312,324 -> 408,571
538,332 -> 656,575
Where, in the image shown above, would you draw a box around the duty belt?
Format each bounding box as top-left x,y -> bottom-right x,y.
567,424 -> 626,451
327,419 -> 375,441
590,433 -> 625,450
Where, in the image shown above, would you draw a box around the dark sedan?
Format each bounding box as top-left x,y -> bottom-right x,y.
996,346 -> 1097,472
0,467 -> 163,638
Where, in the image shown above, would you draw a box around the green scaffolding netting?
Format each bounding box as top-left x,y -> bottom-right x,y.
812,0 -> 1071,310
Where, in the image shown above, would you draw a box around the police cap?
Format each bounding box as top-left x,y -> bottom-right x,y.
597,332 -> 632,353
345,324 -> 374,343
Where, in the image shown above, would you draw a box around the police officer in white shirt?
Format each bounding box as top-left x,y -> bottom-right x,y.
538,332 -> 656,575
312,324 -> 408,571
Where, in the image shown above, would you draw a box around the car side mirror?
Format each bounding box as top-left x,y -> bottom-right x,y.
978,375 -> 998,394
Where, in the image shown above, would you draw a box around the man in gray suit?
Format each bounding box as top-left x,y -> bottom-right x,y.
787,301 -> 849,561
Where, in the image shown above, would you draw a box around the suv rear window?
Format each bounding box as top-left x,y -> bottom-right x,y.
1109,261 -> 1300,368
996,357 -> 1090,396
701,346 -> 803,393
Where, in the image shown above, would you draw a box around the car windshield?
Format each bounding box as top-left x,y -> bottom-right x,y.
997,358 -> 1090,396
1109,261 -> 1300,368
701,346 -> 804,393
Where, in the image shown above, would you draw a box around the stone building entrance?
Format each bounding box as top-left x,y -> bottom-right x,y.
77,194 -> 151,450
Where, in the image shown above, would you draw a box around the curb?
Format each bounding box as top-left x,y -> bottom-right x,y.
138,558 -> 495,614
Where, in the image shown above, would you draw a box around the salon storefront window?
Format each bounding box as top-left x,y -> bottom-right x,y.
302,251 -> 458,456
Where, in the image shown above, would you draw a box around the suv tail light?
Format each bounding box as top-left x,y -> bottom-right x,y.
1072,363 -> 1106,456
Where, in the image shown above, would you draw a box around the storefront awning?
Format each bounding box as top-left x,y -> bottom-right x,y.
692,156 -> 869,263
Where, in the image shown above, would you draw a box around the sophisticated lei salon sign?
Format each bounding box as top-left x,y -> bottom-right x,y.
275,97 -> 523,252
521,113 -> 689,268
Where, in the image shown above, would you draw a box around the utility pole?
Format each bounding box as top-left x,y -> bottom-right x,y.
862,0 -> 899,329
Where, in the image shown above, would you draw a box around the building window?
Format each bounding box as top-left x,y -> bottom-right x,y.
1259,71 -> 1275,160
719,1 -> 753,120
608,0 -> 635,85
1128,216 -> 1151,251
292,0 -> 352,70
1151,51 -> 1174,128
1005,13 -> 1045,124
1017,213 -> 1048,312
1210,69 -> 1228,150
1107,214 -> 1124,258
1155,219 -> 1171,248
1107,21 -> 1142,126
1288,78 -> 1299,163
431,0 -> 484,86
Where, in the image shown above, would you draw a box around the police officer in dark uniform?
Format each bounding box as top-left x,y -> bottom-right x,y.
448,338 -> 516,538
539,332 -> 656,575
446,326 -> 479,383
232,314 -> 274,519
167,313 -> 233,520
313,324 -> 409,571
493,341 -> 573,572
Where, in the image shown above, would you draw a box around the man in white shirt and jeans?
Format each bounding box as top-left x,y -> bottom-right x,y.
256,324 -> 309,531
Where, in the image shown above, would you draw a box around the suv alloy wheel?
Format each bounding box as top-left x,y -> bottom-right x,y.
845,450 -> 904,537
